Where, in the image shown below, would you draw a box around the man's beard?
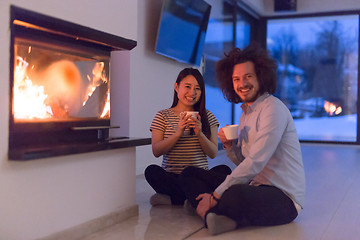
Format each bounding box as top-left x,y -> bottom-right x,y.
238,88 -> 260,104
243,93 -> 259,103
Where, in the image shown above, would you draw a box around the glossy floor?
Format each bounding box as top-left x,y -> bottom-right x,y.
81,144 -> 360,240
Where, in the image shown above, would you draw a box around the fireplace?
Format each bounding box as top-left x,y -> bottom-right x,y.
8,6 -> 146,160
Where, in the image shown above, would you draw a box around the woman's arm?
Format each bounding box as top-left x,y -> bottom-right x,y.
187,112 -> 218,159
151,129 -> 182,157
151,113 -> 189,157
197,125 -> 218,159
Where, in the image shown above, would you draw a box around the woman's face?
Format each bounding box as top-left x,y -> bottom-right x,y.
175,75 -> 201,108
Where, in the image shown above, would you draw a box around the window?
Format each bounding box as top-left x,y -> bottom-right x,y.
267,14 -> 359,143
203,18 -> 233,129
204,1 -> 254,128
234,10 -> 252,123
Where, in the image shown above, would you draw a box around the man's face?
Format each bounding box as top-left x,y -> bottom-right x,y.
232,61 -> 260,105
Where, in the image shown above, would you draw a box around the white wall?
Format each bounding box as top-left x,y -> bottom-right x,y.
131,0 -> 200,175
0,1 -> 138,240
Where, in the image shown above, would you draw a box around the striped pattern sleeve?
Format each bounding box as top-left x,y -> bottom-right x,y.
206,109 -> 219,128
150,110 -> 167,133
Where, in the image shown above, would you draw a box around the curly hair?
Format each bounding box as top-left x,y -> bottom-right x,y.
170,68 -> 211,138
215,42 -> 278,103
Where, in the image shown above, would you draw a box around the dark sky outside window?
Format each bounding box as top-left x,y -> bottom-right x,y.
267,15 -> 358,142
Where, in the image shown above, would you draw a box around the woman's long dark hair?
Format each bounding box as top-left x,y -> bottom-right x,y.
215,42 -> 278,103
171,68 -> 211,138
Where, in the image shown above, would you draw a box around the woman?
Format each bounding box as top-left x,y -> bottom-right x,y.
145,68 -> 231,206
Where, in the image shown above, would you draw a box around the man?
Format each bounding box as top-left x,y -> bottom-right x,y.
179,43 -> 305,235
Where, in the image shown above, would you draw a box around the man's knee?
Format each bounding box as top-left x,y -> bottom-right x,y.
220,184 -> 250,210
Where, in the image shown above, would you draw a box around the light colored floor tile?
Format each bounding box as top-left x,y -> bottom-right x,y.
187,222 -> 308,240
321,157 -> 360,240
81,144 -> 360,240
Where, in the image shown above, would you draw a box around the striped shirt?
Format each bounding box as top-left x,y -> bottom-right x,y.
150,108 -> 219,174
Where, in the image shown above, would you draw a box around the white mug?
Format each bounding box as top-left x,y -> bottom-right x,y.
222,124 -> 239,140
185,111 -> 198,119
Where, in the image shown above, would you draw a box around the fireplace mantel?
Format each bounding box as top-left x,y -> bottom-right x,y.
9,6 -> 145,161
9,137 -> 151,160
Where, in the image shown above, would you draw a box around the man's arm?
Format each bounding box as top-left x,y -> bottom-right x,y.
215,100 -> 288,197
218,127 -> 244,165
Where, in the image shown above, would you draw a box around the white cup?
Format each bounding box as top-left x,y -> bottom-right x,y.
222,124 -> 239,140
185,111 -> 198,119
182,111 -> 198,136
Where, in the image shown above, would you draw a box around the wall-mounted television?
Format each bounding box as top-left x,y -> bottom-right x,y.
155,0 -> 211,67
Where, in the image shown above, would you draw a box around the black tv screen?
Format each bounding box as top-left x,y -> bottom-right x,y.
155,0 -> 211,67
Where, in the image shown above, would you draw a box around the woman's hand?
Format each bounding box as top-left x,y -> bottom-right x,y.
177,112 -> 190,135
196,193 -> 218,220
187,113 -> 202,136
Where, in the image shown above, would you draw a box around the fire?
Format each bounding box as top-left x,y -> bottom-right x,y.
324,101 -> 342,116
14,57 -> 52,119
100,91 -> 110,118
14,47 -> 110,120
83,62 -> 107,106
82,61 -> 110,118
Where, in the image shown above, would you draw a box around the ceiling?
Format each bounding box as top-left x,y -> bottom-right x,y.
241,0 -> 360,17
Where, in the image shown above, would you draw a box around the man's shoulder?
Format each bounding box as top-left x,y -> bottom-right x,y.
264,95 -> 285,106
262,95 -> 290,113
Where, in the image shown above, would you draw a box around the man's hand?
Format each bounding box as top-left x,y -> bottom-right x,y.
218,126 -> 233,149
196,193 -> 218,219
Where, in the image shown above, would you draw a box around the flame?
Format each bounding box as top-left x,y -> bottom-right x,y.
324,101 -> 342,116
82,61 -> 110,119
14,48 -> 110,120
100,91 -> 110,118
83,62 -> 107,106
14,57 -> 52,119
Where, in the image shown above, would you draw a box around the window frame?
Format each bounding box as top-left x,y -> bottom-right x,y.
262,10 -> 360,145
230,1 -> 261,124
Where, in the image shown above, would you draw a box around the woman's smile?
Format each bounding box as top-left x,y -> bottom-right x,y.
175,75 -> 201,107
185,95 -> 196,102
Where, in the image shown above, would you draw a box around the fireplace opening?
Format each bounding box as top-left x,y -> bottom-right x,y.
9,6 -> 137,160
14,36 -> 111,120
